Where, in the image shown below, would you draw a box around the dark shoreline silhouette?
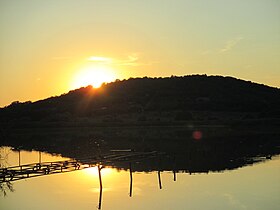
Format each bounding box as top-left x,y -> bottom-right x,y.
0,75 -> 279,195
1,125 -> 279,173
0,75 -> 279,128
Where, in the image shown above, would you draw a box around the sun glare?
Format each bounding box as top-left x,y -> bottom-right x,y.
71,63 -> 116,89
85,166 -> 113,177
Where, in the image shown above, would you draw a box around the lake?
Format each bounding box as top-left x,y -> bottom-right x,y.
1,146 -> 279,210
1,125 -> 280,209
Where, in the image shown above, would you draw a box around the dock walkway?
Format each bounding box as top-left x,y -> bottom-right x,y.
0,151 -> 159,183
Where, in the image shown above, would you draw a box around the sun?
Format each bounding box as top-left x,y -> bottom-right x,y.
71,64 -> 116,89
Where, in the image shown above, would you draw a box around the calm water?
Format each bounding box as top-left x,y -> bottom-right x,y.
1,147 -> 279,210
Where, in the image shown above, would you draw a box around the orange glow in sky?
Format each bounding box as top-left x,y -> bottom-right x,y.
71,57 -> 117,89
0,1 -> 279,107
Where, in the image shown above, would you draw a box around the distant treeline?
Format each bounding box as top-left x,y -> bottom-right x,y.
1,75 -> 280,124
3,126 -> 280,172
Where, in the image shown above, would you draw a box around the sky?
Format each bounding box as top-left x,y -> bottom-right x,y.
0,0 -> 279,107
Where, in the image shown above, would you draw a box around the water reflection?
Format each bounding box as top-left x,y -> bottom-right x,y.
0,150 -> 165,209
0,126 -> 280,209
0,181 -> 14,197
0,147 -> 10,168
1,146 -> 279,209
0,146 -> 279,210
3,126 -> 279,174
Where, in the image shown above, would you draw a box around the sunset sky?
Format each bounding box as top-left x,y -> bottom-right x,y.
0,0 -> 279,107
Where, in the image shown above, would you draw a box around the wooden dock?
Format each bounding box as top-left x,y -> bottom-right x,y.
0,160 -> 90,183
0,151 -> 159,183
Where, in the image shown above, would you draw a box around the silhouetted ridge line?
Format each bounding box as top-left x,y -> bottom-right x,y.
0,75 -> 279,124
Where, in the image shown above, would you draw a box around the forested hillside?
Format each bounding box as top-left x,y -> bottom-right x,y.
1,75 -> 279,125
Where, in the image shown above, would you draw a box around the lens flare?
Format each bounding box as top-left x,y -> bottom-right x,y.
192,130 -> 203,140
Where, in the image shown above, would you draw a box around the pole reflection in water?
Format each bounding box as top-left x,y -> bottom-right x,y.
0,181 -> 14,197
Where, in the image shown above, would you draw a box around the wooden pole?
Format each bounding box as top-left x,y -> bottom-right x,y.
98,165 -> 103,210
39,151 -> 42,164
158,171 -> 162,189
129,162 -> 133,197
18,150 -> 21,166
173,170 -> 176,181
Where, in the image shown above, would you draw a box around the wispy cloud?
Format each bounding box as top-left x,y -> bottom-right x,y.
219,37 -> 243,53
114,53 -> 140,66
87,53 -> 155,67
87,56 -> 112,63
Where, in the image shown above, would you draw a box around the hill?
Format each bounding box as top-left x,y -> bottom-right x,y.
1,75 -> 280,126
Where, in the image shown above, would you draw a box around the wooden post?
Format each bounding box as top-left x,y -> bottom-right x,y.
158,156 -> 162,190
158,171 -> 162,189
39,151 -> 42,164
129,162 -> 133,197
172,154 -> 177,181
18,150 -> 21,166
173,170 -> 176,181
98,165 -> 103,210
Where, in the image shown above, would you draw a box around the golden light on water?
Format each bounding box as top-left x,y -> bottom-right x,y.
84,166 -> 113,177
71,57 -> 116,89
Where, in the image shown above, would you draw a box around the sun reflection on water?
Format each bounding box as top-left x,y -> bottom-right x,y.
84,166 -> 113,177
